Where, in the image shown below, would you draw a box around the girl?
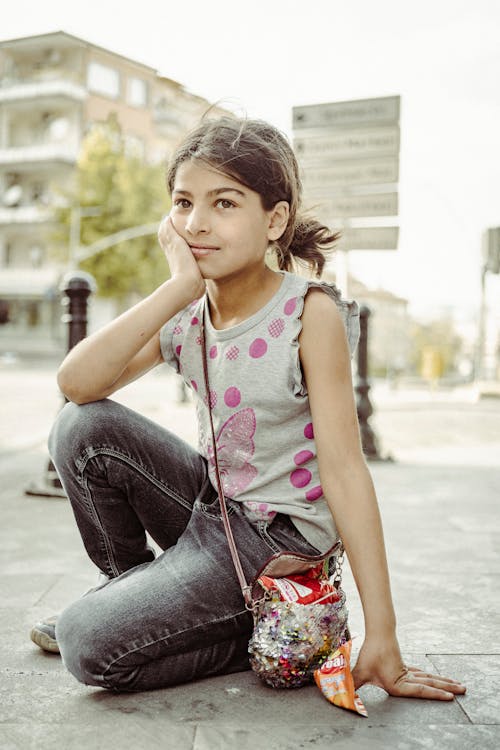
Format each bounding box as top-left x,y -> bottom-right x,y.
31,116 -> 465,701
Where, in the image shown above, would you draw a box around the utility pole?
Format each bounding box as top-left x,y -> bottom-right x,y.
476,228 -> 500,380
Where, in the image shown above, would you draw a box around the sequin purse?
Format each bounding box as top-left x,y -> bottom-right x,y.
201,313 -> 349,689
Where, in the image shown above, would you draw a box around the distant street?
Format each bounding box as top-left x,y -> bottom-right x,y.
1,356 -> 499,467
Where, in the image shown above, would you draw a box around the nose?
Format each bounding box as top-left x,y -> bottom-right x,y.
185,206 -> 209,236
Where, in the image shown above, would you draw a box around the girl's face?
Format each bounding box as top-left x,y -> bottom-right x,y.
170,160 -> 288,281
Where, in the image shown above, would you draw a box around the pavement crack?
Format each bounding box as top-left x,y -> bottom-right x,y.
32,575 -> 61,606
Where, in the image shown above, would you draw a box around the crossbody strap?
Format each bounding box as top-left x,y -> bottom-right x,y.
200,308 -> 254,608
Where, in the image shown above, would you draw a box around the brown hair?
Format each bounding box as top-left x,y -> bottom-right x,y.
166,116 -> 339,277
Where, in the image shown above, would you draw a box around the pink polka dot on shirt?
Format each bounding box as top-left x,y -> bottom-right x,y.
268,318 -> 285,338
290,468 -> 312,488
249,338 -> 267,358
284,297 -> 297,316
304,422 -> 314,440
294,450 -> 314,466
306,485 -> 323,502
224,386 -> 241,408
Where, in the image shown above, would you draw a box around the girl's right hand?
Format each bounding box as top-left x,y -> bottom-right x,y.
158,214 -> 206,300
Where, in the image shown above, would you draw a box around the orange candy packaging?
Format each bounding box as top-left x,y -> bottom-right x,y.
314,640 -> 368,716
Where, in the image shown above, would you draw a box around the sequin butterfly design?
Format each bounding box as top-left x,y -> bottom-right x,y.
207,407 -> 258,497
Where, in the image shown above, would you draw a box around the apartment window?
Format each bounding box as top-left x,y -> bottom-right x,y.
127,77 -> 148,108
87,61 -> 120,99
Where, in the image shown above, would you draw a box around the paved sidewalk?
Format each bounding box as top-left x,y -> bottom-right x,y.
1,367 -> 499,749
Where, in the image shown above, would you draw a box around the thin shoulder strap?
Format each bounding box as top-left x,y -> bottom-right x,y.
200,305 -> 254,608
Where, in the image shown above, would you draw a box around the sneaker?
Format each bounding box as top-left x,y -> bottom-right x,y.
30,571 -> 110,654
30,614 -> 59,653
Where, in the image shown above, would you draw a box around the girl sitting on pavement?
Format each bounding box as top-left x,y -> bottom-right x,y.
31,116 -> 465,701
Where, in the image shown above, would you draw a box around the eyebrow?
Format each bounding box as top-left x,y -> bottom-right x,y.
172,187 -> 246,198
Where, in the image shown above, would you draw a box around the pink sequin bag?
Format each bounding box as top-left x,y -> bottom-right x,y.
201,315 -> 349,689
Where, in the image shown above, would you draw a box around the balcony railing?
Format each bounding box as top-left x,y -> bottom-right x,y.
0,78 -> 86,103
0,143 -> 79,167
0,206 -> 53,225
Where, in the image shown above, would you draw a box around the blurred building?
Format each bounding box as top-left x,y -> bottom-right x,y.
323,269 -> 410,378
0,31 -> 225,356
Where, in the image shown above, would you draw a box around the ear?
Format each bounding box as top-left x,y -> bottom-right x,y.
267,201 -> 289,242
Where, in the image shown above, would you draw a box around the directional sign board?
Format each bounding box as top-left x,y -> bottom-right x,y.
301,158 -> 399,192
293,95 -> 401,251
312,192 -> 398,221
293,96 -> 400,130
294,126 -> 400,164
335,226 -> 399,251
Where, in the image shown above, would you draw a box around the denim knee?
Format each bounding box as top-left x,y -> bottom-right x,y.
48,400 -> 117,466
56,596 -> 109,689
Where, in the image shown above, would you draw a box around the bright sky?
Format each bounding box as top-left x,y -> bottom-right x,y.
2,0 -> 500,321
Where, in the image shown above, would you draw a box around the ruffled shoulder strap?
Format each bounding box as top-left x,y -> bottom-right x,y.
288,275 -> 359,398
307,279 -> 360,357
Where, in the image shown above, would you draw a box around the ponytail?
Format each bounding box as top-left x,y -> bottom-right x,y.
274,215 -> 340,278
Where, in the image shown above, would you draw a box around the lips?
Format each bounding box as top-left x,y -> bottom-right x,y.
189,244 -> 219,257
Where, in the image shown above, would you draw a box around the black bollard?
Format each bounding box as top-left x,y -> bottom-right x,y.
354,306 -> 387,461
60,271 -> 97,352
25,271 -> 97,497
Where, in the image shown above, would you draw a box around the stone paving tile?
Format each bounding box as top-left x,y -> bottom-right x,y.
428,655 -> 500,725
0,721 -> 196,750
387,573 -> 500,653
0,665 -> 466,728
193,724 -> 500,750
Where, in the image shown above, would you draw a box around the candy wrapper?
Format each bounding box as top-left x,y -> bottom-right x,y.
314,641 -> 368,716
248,564 -> 348,689
258,569 -> 340,605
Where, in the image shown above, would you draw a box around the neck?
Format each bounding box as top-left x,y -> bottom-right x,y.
206,266 -> 283,330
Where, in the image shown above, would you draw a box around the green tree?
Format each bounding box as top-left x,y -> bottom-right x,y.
54,114 -> 170,302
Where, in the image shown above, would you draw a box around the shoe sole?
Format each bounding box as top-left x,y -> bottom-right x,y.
30,627 -> 60,654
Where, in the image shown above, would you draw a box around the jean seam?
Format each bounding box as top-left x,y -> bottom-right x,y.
80,474 -> 121,578
76,447 -> 200,578
77,446 -> 196,512
256,520 -> 281,554
100,607 -> 250,688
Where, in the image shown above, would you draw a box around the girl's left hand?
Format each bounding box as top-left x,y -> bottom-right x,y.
351,636 -> 466,700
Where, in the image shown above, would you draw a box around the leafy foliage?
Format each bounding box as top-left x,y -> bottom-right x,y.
54,114 -> 170,300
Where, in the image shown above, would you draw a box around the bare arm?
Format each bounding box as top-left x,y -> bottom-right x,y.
299,289 -> 465,700
58,217 -> 205,404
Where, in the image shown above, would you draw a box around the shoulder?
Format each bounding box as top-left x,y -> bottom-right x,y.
299,285 -> 353,385
301,286 -> 348,344
299,280 -> 360,358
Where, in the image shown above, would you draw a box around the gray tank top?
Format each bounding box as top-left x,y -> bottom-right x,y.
160,271 -> 359,552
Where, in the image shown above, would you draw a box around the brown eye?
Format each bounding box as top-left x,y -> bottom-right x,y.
216,199 -> 235,209
174,199 -> 191,209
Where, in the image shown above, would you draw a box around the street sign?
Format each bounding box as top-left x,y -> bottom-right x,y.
485,227 -> 500,273
293,95 -> 401,271
301,157 -> 399,190
293,95 -> 400,130
309,192 -> 398,219
294,125 -> 399,164
335,226 -> 399,251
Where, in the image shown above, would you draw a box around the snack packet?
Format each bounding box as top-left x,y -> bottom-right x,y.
257,562 -> 340,605
314,641 -> 368,716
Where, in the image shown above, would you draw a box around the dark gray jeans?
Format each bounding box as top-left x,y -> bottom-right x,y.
48,399 -> 321,692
